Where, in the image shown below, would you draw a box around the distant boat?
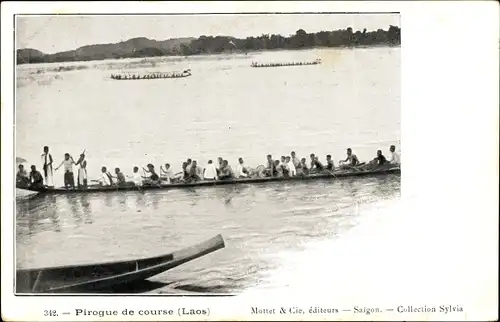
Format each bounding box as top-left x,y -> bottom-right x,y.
16,234 -> 225,293
251,59 -> 322,68
111,69 -> 192,80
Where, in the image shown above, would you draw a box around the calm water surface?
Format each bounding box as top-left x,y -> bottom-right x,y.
16,47 -> 400,293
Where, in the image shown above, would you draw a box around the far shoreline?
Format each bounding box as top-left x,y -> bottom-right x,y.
16,44 -> 400,68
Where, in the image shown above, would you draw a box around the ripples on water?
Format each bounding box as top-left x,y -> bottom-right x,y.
16,47 -> 400,294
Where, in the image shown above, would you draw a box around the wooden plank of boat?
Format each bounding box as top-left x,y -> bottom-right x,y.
17,167 -> 400,194
16,234 -> 225,293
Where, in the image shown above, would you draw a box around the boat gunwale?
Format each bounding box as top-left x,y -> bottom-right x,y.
17,167 -> 400,194
251,63 -> 321,68
16,234 -> 225,293
111,75 -> 191,80
16,234 -> 224,273
40,235 -> 224,292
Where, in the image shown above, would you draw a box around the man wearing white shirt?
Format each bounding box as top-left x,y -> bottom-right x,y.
97,166 -> 113,186
55,153 -> 76,189
389,145 -> 401,165
285,156 -> 296,176
203,160 -> 218,180
128,166 -> 143,186
236,157 -> 249,178
160,163 -> 174,183
291,151 -> 301,168
279,156 -> 286,168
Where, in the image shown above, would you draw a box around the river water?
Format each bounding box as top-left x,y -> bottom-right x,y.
15,47 -> 400,294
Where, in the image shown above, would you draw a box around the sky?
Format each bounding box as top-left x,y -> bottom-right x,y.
17,14 -> 400,54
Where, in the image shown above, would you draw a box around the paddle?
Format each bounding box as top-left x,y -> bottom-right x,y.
89,179 -> 104,187
135,182 -> 144,192
125,174 -> 144,192
338,160 -> 365,172
142,166 -> 162,188
89,178 -> 122,192
142,167 -> 152,183
324,167 -> 338,179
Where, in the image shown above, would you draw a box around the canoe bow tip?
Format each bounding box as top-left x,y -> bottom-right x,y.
216,234 -> 226,247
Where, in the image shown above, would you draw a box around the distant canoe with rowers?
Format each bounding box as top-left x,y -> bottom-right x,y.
111,69 -> 192,80
16,166 -> 400,195
16,234 -> 225,293
251,59 -> 321,68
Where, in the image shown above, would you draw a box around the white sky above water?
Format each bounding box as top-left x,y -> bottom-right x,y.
16,14 -> 400,54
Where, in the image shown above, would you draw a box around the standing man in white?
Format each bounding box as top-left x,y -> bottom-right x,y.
41,146 -> 54,187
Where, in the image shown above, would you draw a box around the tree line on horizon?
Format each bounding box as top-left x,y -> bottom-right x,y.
17,25 -> 401,65
183,25 -> 401,55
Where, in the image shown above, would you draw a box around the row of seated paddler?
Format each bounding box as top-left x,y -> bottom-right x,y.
16,145 -> 401,189
251,60 -> 321,67
110,69 -> 191,80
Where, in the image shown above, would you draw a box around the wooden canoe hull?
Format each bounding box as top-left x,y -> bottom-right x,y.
251,62 -> 320,68
111,74 -> 191,80
251,60 -> 321,68
16,167 -> 400,195
16,234 -> 225,293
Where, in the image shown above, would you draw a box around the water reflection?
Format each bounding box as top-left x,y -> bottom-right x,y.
117,193 -> 128,212
135,192 -> 146,210
214,185 -> 250,206
377,175 -> 401,196
66,195 -> 82,226
149,192 -> 161,210
340,178 -> 357,196
17,194 -> 62,237
56,195 -> 91,227
104,193 -> 113,208
45,195 -> 61,233
78,194 -> 93,224
16,175 -> 401,292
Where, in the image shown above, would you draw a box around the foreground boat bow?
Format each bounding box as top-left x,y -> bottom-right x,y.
16,234 -> 225,293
